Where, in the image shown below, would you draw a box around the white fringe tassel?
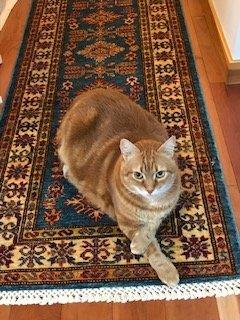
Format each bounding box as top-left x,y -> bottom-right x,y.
0,279 -> 239,305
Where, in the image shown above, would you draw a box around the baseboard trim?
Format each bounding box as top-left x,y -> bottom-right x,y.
0,0 -> 18,31
207,0 -> 240,84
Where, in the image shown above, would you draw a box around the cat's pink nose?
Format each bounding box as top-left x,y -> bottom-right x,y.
146,187 -> 154,194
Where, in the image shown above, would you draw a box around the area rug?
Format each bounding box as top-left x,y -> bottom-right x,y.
0,0 -> 240,305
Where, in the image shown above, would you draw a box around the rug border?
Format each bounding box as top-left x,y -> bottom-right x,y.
0,0 -> 240,303
175,0 -> 240,273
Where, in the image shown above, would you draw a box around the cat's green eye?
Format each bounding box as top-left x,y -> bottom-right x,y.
133,172 -> 143,180
155,171 -> 166,179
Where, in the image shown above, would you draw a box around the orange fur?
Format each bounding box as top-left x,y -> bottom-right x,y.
57,88 -> 181,286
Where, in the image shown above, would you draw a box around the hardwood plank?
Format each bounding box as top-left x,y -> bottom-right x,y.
181,0 -> 202,58
211,82 -> 240,191
61,303 -> 78,320
228,185 -> 240,231
193,59 -> 240,229
191,16 -> 226,83
61,303 -> 113,320
165,298 -> 220,320
201,0 -> 228,75
227,84 -> 240,101
217,296 -> 240,320
145,301 -> 166,320
0,0 -> 31,102
9,305 -> 62,320
187,0 -> 204,17
194,58 -> 238,188
113,301 -> 165,320
227,86 -> 240,158
113,302 -> 146,320
0,306 -> 11,320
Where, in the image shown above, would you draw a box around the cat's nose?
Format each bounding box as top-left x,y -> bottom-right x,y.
146,186 -> 154,194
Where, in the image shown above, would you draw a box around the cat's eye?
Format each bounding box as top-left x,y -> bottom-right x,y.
133,172 -> 144,180
155,171 -> 166,179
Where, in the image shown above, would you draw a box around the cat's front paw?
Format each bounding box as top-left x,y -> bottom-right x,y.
130,232 -> 150,255
130,240 -> 146,255
156,261 -> 179,287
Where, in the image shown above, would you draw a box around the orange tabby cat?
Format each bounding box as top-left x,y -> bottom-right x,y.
57,88 -> 181,286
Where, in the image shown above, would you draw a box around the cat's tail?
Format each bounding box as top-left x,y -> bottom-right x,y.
144,239 -> 179,287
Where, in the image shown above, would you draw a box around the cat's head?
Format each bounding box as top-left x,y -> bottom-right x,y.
119,137 -> 180,201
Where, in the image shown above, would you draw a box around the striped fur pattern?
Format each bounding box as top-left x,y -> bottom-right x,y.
57,88 -> 181,286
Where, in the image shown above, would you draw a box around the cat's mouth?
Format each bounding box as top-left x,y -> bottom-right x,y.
132,182 -> 173,200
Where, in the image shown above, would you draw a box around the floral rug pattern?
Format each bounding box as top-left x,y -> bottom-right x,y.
0,0 -> 239,290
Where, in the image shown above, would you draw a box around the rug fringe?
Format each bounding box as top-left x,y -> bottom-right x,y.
0,279 -> 239,305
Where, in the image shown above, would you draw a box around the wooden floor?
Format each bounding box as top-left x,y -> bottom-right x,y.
0,0 -> 240,319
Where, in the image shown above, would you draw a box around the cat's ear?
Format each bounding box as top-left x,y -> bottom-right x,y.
158,136 -> 176,158
120,139 -> 140,161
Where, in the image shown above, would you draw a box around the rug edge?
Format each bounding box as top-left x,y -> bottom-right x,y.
175,0 -> 240,272
0,0 -> 239,299
0,279 -> 239,305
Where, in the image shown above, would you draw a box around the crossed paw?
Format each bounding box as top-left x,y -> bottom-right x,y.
130,231 -> 151,255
